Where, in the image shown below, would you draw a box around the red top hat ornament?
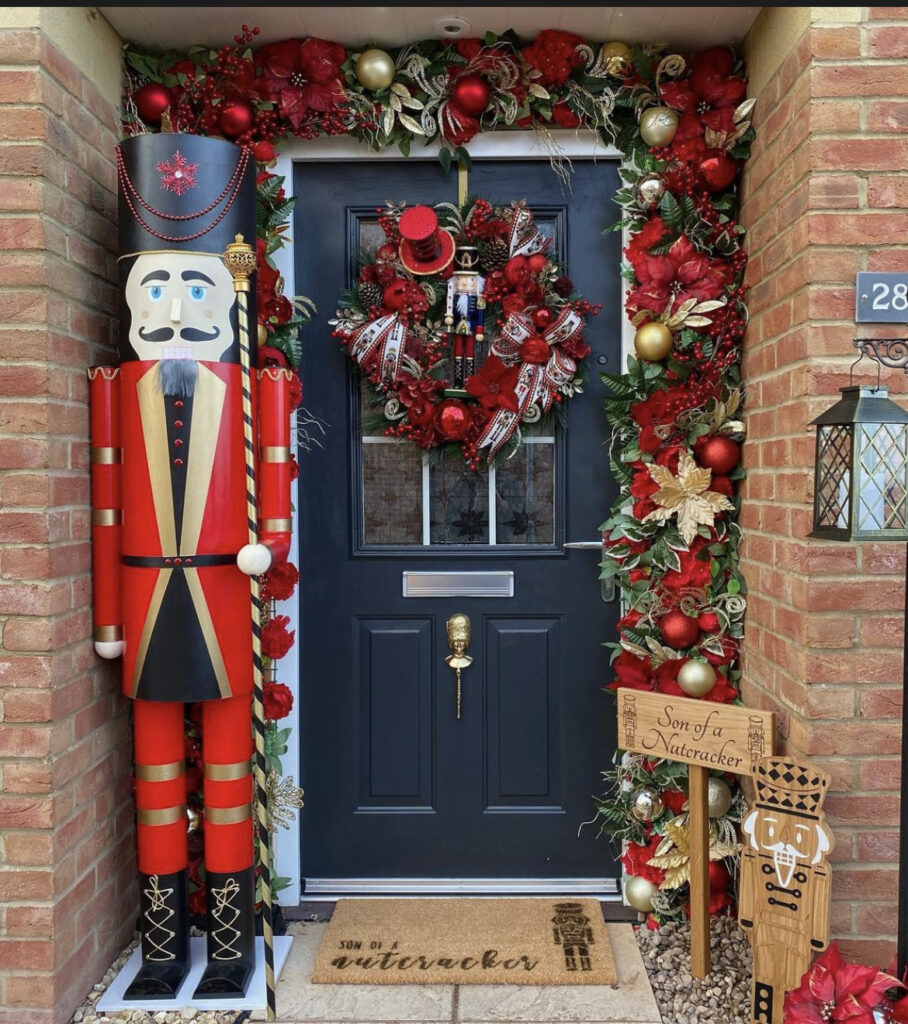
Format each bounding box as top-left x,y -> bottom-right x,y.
398,205 -> 456,275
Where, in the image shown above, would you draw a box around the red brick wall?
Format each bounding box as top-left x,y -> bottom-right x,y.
741,8 -> 908,965
0,25 -> 134,1024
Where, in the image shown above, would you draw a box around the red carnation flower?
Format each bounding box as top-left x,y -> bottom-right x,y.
261,560 -> 300,602
256,37 -> 347,129
552,101 -> 582,128
289,372 -> 303,410
465,354 -> 520,414
263,680 -> 294,721
261,614 -> 295,659
522,29 -> 586,87
257,345 -> 288,369
620,835 -> 666,886
253,140 -> 276,164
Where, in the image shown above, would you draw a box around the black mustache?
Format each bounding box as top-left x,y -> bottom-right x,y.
137,326 -> 222,343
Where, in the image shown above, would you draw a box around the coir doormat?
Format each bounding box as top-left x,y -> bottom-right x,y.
310,898 -> 617,985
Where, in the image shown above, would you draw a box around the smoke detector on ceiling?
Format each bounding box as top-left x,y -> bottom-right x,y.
434,15 -> 472,38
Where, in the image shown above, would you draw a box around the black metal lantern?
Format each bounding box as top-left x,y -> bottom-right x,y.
810,385 -> 908,542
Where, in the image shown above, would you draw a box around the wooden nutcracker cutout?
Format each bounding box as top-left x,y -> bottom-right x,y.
739,756 -> 834,1024
90,133 -> 292,1001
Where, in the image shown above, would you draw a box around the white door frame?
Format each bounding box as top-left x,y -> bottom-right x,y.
270,131 -> 631,904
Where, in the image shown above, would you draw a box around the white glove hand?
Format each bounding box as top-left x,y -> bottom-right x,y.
94,640 -> 124,659
237,543 -> 273,575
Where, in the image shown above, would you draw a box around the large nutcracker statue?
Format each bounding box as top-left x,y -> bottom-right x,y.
89,133 -> 292,1000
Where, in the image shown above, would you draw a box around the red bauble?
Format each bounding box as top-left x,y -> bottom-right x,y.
699,435 -> 741,475
521,336 -> 551,364
658,609 -> 701,649
218,102 -> 254,138
450,74 -> 491,117
383,278 -> 408,310
698,149 -> 738,192
435,398 -> 471,440
134,82 -> 172,126
532,307 -> 555,331
708,859 -> 731,892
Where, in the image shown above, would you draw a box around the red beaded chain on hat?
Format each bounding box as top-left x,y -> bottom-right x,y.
115,144 -> 251,244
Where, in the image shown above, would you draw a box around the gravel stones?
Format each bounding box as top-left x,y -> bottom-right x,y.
634,914 -> 754,1024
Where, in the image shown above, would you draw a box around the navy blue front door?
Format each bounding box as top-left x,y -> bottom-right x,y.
294,157 -> 621,887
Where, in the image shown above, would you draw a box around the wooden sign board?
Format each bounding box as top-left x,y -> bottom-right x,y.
615,688 -> 775,981
616,689 -> 774,771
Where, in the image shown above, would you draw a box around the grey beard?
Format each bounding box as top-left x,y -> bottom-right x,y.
157,359 -> 198,397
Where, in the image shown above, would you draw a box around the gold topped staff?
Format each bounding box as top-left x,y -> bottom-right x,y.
224,233 -> 276,1022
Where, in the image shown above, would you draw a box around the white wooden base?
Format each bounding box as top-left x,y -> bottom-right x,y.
96,935 -> 293,1013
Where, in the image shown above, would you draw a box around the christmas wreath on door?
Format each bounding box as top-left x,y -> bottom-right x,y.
330,197 -> 599,469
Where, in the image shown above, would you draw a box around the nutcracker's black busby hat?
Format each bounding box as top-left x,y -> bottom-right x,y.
116,133 -> 256,258
116,134 -> 257,363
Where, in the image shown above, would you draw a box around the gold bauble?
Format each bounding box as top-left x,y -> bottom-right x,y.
599,41 -> 632,77
636,172 -> 666,208
634,321 -> 674,361
630,786 -> 664,822
625,875 -> 657,912
355,48 -> 396,91
677,659 -> 718,698
708,777 -> 733,818
639,105 -> 680,147
257,323 -> 269,347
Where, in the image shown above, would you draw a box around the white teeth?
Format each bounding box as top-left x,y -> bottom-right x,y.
162,346 -> 193,360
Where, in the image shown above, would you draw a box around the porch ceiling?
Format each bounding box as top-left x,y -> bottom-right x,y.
97,6 -> 763,52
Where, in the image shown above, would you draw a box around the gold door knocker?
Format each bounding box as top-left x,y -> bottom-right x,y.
445,613 -> 473,720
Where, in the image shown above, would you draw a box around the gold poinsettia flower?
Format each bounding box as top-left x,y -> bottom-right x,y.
642,451 -> 735,545
647,816 -> 740,889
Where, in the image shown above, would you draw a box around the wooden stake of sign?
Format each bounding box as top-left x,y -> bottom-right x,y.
616,688 -> 775,979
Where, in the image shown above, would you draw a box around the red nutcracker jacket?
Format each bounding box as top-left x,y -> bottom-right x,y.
89,360 -> 293,702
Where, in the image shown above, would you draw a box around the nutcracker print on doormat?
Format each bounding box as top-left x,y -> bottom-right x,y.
739,756 -> 834,1024
90,133 -> 292,1000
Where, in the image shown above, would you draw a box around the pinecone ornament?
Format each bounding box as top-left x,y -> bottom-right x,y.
358,280 -> 384,311
479,237 -> 509,274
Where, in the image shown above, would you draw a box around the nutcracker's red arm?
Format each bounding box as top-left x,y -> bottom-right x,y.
256,367 -> 293,565
88,366 -> 123,655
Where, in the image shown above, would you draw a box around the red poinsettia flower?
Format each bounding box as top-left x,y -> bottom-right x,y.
263,680 -> 294,721
465,354 -> 520,413
660,545 -> 712,593
257,258 -> 293,326
659,46 -> 747,161
255,37 -> 347,129
608,650 -> 652,692
261,560 -> 300,602
783,942 -> 898,1024
261,614 -> 295,660
627,234 -> 732,318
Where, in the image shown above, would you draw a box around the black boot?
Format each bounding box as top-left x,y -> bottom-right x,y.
193,865 -> 256,998
124,870 -> 190,1000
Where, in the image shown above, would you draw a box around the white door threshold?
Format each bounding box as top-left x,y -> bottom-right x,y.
302,878 -> 620,899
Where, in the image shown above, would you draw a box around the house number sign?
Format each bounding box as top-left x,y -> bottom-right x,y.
616,689 -> 775,981
855,272 -> 908,323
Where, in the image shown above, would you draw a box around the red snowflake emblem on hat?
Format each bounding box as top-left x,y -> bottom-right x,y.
156,151 -> 198,196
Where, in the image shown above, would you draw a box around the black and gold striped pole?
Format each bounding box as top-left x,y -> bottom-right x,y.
224,233 -> 276,1022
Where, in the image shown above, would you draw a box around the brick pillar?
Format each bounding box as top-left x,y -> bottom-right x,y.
741,7 -> 908,964
0,10 -> 134,1024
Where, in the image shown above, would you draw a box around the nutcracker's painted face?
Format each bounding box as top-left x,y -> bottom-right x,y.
742,808 -> 831,887
125,252 -> 236,363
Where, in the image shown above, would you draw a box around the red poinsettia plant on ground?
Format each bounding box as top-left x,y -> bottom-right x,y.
784,942 -> 902,1023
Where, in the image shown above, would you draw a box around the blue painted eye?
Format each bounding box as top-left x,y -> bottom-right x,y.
148,285 -> 164,301
188,285 -> 207,302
